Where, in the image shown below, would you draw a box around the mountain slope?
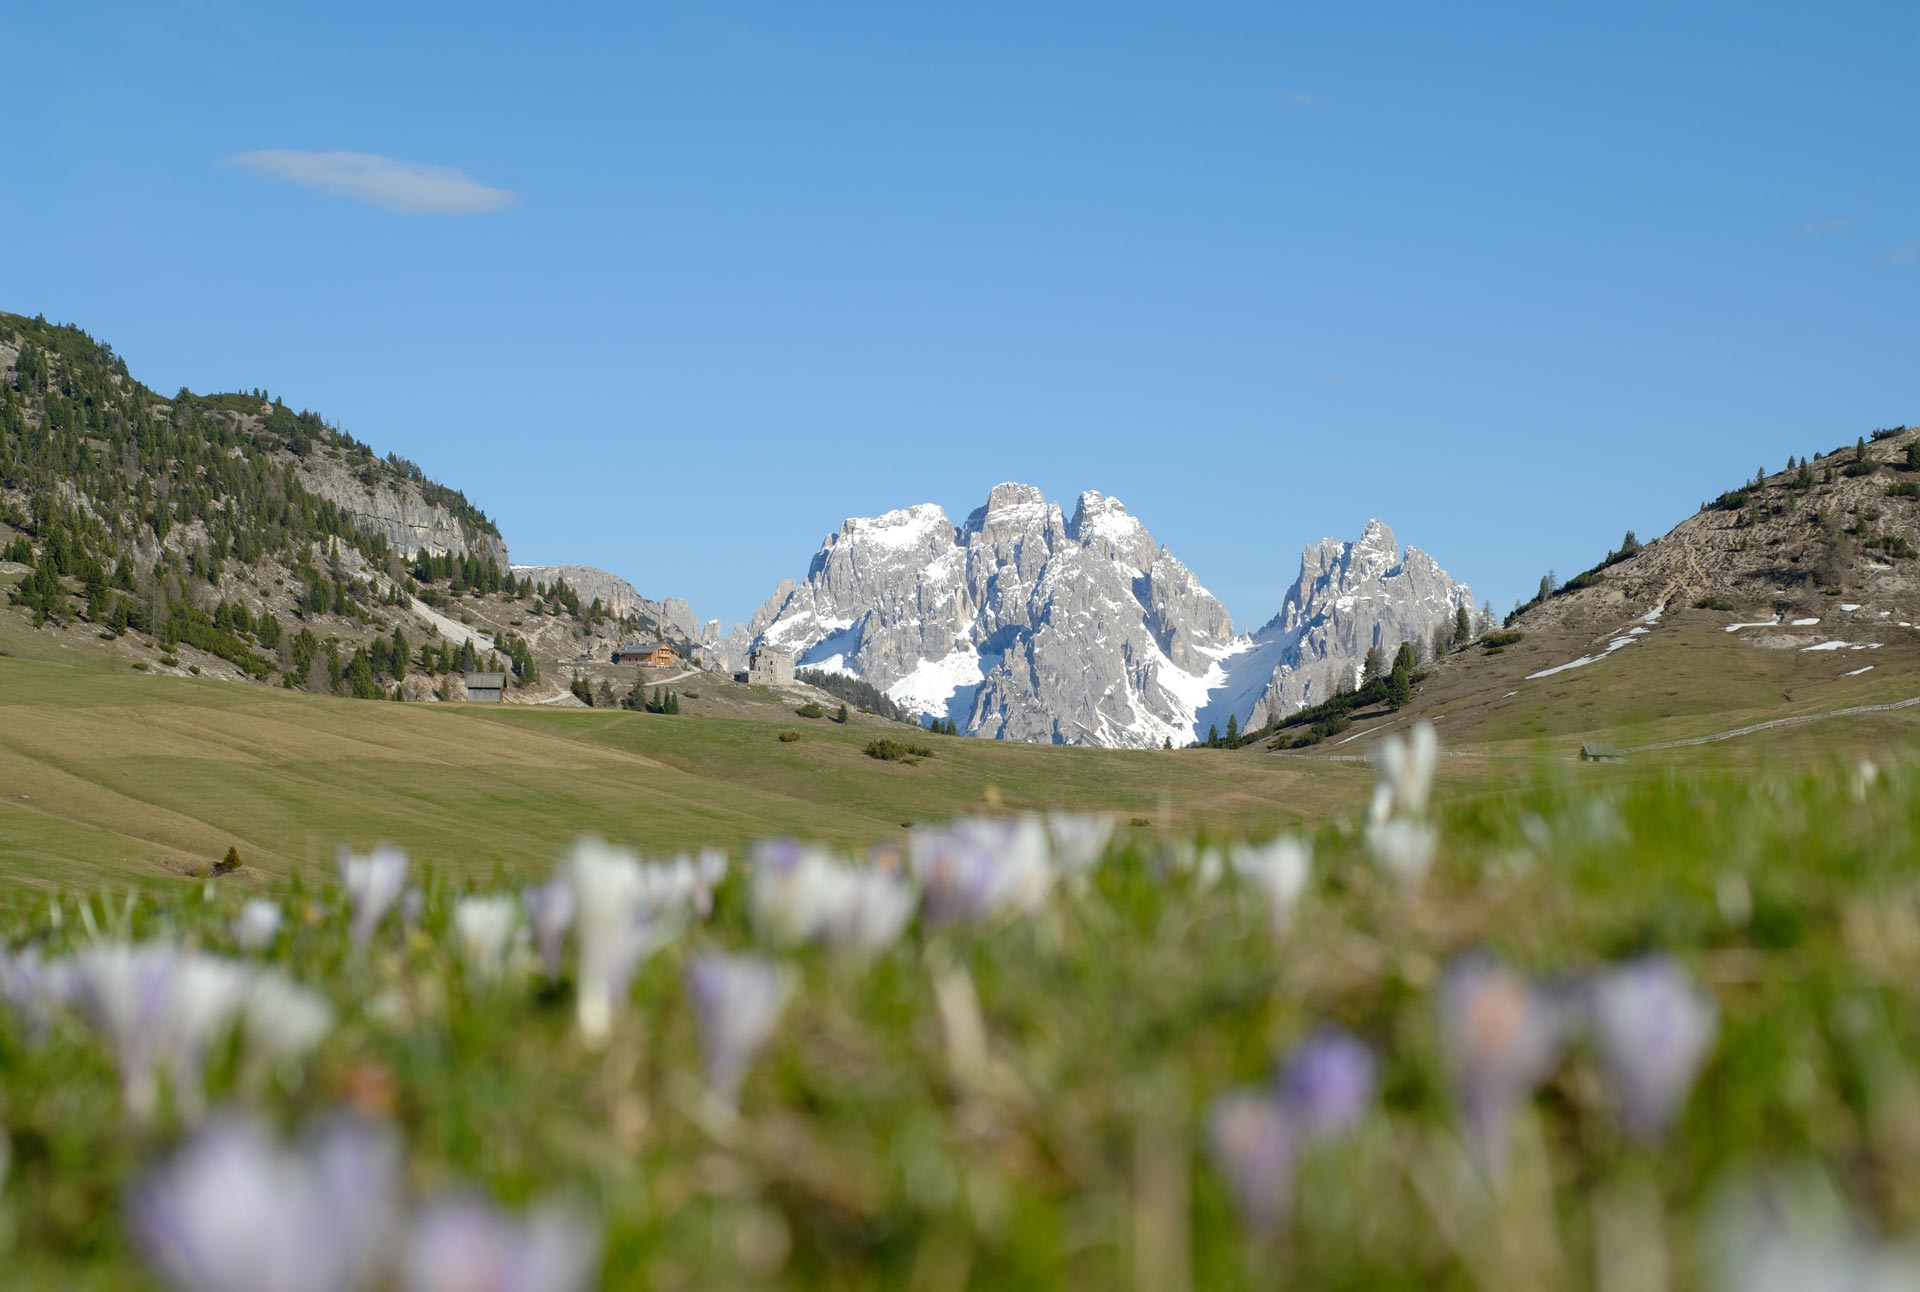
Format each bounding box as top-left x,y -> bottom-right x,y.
1269,424 -> 1920,759
744,486 -> 1479,747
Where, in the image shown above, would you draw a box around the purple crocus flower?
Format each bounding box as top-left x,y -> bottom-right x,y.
1437,955 -> 1566,1178
1206,1089 -> 1299,1233
337,845 -> 409,946
402,1193 -> 601,1292
1586,956 -> 1718,1142
520,878 -> 576,980
128,1112 -> 401,1292
685,953 -> 792,1109
1280,1028 -> 1377,1139
908,816 -> 1052,927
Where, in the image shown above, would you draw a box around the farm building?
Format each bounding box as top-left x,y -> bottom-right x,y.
613,641 -> 677,668
464,671 -> 507,703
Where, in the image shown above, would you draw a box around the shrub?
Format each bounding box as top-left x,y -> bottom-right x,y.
212,846 -> 243,876
1694,596 -> 1736,611
1479,630 -> 1525,649
865,738 -> 935,764
795,702 -> 826,719
777,730 -> 802,743
1129,817 -> 1152,827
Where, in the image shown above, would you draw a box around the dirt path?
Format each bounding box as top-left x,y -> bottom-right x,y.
1617,695 -> 1920,754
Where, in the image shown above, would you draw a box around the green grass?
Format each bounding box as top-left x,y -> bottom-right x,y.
5,747 -> 1920,1287
0,652 -> 1368,888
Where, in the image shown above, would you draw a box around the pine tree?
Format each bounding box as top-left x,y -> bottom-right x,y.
1361,645 -> 1383,682
1225,713 -> 1240,744
1207,723 -> 1220,748
835,703 -> 849,724
1387,662 -> 1412,710
1163,736 -> 1172,751
1393,641 -> 1417,674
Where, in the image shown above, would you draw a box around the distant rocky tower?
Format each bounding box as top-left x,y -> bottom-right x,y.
740,485 -> 1478,747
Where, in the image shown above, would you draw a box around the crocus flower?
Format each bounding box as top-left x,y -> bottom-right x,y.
243,971 -> 335,1071
58,943 -> 249,1122
233,899 -> 284,953
1366,818 -> 1438,891
0,946 -> 55,1040
1707,1169 -> 1920,1292
1371,722 -> 1439,819
1206,1089 -> 1299,1233
402,1193 -> 602,1292
1044,812 -> 1116,876
337,846 -> 409,946
451,895 -> 521,982
563,839 -> 682,1043
1228,837 -> 1313,937
1280,1028 -> 1376,1139
128,1112 -> 401,1292
521,878 -> 575,979
1586,956 -> 1718,1142
685,953 -> 792,1109
908,816 -> 1053,926
750,843 -> 918,957
1438,955 -> 1565,1178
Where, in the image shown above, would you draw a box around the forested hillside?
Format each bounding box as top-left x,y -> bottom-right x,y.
0,312 -> 690,698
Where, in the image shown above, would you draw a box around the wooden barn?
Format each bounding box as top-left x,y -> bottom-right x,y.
613,641 -> 677,668
464,671 -> 507,703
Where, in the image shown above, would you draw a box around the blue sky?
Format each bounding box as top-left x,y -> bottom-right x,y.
4,3 -> 1915,630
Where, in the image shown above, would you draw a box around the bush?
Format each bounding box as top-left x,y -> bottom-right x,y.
1479,630 -> 1525,649
865,738 -> 935,764
1694,596 -> 1736,611
777,730 -> 802,743
795,702 -> 826,719
211,846 -> 243,876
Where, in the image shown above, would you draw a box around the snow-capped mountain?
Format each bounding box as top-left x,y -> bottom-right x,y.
744,485 -> 1478,748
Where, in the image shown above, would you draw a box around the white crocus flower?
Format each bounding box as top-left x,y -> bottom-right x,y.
563,839 -> 681,1043
336,846 -> 409,946
232,899 -> 283,953
1227,836 -> 1313,937
452,895 -> 522,982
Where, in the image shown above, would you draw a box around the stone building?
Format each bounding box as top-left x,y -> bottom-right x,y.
746,645 -> 795,686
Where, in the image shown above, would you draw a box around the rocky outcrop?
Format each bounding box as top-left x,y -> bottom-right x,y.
1229,520 -> 1481,728
294,456 -> 509,571
745,495 -> 1480,747
510,564 -> 702,648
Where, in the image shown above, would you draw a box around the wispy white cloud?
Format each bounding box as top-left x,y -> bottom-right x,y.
1797,216 -> 1852,237
1280,90 -> 1321,108
229,150 -> 516,216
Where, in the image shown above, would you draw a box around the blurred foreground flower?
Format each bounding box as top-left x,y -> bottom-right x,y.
1044,811 -> 1116,876
129,1112 -> 401,1292
909,816 -> 1053,926
1227,836 -> 1313,938
233,899 -> 283,952
686,953 -> 792,1110
57,943 -> 244,1121
451,895 -> 521,982
242,970 -> 335,1073
563,839 -> 682,1043
1365,723 -> 1441,890
750,841 -> 918,957
1371,722 -> 1438,819
521,877 -> 575,980
1207,1090 -> 1299,1234
403,1193 -> 601,1292
1586,956 -> 1718,1142
337,846 -> 409,947
1707,1169 -> 1920,1292
1367,818 -> 1438,891
1209,1027 -> 1376,1232
1281,1027 -> 1377,1140
1438,955 -> 1564,1179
